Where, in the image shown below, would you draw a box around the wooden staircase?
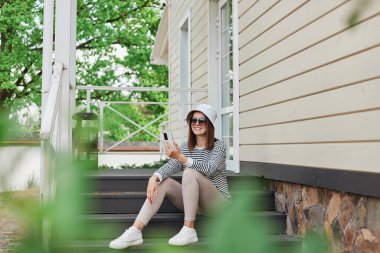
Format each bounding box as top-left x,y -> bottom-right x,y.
56,169 -> 301,252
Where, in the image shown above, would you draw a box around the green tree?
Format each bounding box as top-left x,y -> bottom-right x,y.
0,0 -> 43,111
0,0 -> 168,141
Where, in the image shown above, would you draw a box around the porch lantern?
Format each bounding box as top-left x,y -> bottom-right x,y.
72,112 -> 99,168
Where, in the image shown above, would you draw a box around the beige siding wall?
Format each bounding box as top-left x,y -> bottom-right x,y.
168,1 -> 186,139
238,0 -> 380,173
168,0 -> 209,140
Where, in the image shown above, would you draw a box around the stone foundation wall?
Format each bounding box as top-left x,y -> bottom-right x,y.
270,181 -> 380,253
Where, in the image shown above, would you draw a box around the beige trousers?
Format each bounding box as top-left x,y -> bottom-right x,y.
136,168 -> 227,225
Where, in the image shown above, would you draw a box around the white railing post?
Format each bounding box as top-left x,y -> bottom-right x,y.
40,61 -> 63,252
55,0 -> 77,153
40,140 -> 50,251
40,63 -> 64,140
99,102 -> 104,153
86,90 -> 91,113
41,0 -> 54,119
40,5 -> 54,245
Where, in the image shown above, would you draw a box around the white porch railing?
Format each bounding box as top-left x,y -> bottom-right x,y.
98,101 -> 168,153
40,62 -> 65,200
39,62 -> 64,249
76,85 -> 208,154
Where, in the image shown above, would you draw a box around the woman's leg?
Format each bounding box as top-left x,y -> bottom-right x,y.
182,168 -> 226,224
109,178 -> 183,249
134,177 -> 183,229
168,169 -> 225,246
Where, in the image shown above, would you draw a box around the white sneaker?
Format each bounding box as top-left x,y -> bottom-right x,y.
109,226 -> 143,249
168,226 -> 198,246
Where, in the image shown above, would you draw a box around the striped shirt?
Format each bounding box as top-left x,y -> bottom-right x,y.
154,140 -> 231,199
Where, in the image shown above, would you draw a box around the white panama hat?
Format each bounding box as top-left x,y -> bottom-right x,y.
187,104 -> 217,127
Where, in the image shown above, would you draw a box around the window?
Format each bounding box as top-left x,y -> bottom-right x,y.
179,12 -> 191,143
209,0 -> 239,172
219,0 -> 235,168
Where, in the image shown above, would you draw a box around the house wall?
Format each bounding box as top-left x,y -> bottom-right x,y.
161,1 -> 380,250
168,0 -> 209,141
238,0 -> 380,173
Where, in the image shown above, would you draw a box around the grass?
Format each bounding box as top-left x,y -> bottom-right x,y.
25,173 -> 39,190
0,188 -> 39,200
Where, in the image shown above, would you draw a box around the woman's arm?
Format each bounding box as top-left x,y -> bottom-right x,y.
188,141 -> 226,177
153,141 -> 186,181
146,175 -> 159,204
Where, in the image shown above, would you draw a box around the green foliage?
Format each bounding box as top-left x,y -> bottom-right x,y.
75,0 -> 168,90
0,109 -> 10,141
0,0 -> 43,110
73,0 -> 169,142
1,0 -> 168,142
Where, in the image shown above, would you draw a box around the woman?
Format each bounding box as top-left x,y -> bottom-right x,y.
109,104 -> 230,249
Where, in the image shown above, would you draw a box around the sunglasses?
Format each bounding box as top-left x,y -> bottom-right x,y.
189,117 -> 208,126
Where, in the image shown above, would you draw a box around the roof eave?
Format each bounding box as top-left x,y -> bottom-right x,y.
150,5 -> 169,65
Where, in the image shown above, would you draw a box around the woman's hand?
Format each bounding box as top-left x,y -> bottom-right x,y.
147,176 -> 159,204
163,141 -> 180,159
164,141 -> 187,164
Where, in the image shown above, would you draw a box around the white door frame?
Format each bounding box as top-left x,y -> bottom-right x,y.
178,9 -> 192,144
232,0 -> 240,173
209,0 -> 239,173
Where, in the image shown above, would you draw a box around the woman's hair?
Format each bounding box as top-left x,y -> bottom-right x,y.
186,112 -> 216,151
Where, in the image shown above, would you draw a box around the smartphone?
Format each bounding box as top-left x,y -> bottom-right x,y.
161,132 -> 175,150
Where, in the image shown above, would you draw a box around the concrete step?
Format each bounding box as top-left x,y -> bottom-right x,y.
87,169 -> 266,193
85,192 -> 181,214
85,190 -> 275,214
85,192 -> 182,214
52,169 -> 298,252
55,235 -> 302,253
78,212 -> 286,240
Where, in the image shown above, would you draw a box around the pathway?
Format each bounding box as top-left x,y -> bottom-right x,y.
0,190 -> 37,253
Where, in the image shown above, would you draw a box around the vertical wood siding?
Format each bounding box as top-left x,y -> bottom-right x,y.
238,0 -> 380,173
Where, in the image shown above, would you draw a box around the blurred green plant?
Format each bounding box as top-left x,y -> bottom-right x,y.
347,0 -> 373,27
207,182 -> 283,253
207,183 -> 332,253
297,230 -> 331,253
4,169 -> 334,253
98,158 -> 168,170
1,108 -> 333,253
